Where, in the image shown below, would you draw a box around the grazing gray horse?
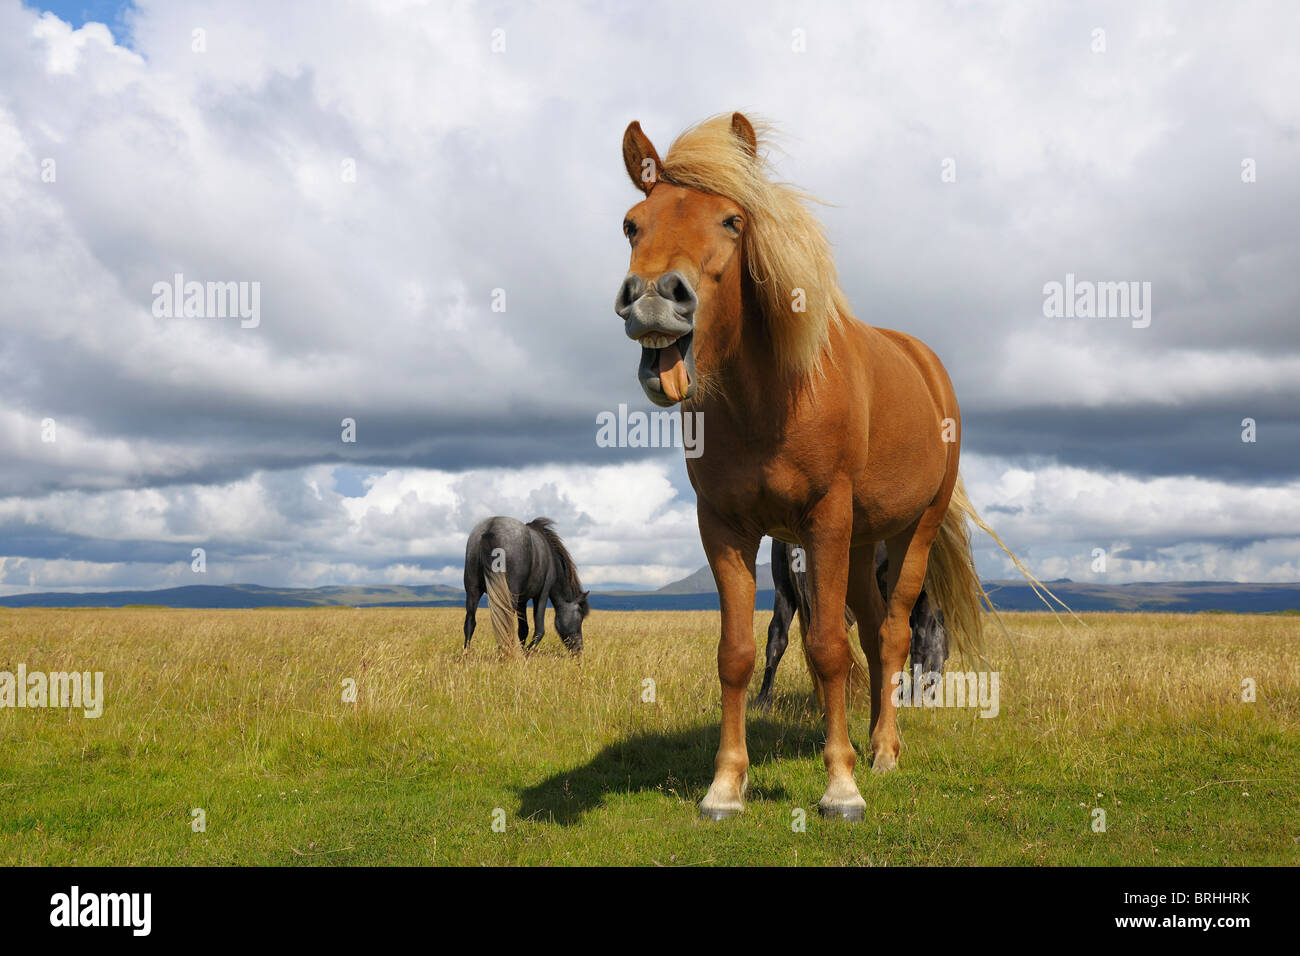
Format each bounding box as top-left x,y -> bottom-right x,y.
462,516 -> 590,655
755,539 -> 949,709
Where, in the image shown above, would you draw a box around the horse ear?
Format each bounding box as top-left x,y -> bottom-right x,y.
730,112 -> 758,157
623,121 -> 662,195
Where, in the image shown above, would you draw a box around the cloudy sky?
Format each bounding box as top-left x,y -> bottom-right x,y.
1,0 -> 1297,595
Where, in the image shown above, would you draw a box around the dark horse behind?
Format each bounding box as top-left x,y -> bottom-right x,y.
755,539 -> 949,710
463,516 -> 590,656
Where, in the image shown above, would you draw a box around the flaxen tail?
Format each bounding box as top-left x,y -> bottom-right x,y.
926,476 -> 1078,665
484,568 -> 521,658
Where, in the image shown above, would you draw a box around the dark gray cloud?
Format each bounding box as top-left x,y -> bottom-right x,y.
1,1 -> 1298,591
965,405 -> 1300,483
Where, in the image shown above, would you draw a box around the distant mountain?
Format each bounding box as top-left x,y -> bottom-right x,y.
0,583 -> 463,609
655,562 -> 773,594
0,574 -> 1297,614
980,580 -> 1300,614
644,565 -> 1300,613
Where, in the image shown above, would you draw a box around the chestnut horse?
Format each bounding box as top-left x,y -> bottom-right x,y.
614,113 -> 1040,821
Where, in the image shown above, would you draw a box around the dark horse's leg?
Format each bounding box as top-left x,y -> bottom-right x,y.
516,599 -> 530,647
528,569 -> 554,650
877,545 -> 949,680
463,588 -> 481,651
527,597 -> 546,649
910,592 -> 948,676
755,542 -> 795,710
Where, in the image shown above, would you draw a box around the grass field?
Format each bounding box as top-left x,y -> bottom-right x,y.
1,607 -> 1297,866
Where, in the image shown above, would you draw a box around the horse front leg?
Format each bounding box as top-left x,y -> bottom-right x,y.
697,502 -> 759,821
803,482 -> 865,821
528,597 -> 545,650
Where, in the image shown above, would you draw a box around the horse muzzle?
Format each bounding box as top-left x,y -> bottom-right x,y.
615,271 -> 697,407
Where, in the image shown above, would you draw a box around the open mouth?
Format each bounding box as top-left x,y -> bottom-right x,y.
637,330 -> 694,404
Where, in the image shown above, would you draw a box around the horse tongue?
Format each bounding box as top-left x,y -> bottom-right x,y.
657,343 -> 690,402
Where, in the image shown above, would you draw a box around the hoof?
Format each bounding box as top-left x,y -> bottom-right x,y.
699,773 -> 748,821
818,777 -> 865,821
818,802 -> 865,822
871,753 -> 898,775
699,804 -> 743,822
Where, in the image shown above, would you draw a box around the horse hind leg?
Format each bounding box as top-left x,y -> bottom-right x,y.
754,585 -> 794,710
873,511 -> 945,773
463,588 -> 481,651
845,542 -> 886,737
516,599 -> 530,647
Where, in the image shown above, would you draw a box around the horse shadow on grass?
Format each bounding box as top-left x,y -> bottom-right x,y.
515,709 -> 824,826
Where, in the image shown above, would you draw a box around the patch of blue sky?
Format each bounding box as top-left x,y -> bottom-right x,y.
26,0 -> 135,46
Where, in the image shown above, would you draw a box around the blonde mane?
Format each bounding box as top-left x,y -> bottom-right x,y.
660,115 -> 849,377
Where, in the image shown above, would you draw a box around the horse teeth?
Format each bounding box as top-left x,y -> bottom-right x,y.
640,333 -> 677,349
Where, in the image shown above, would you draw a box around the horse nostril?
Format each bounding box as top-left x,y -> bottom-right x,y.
616,275 -> 644,316
656,271 -> 698,314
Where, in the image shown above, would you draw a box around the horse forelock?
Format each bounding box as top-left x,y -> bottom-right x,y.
659,114 -> 849,381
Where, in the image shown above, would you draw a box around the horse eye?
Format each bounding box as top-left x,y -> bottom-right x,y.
723,216 -> 742,233
623,220 -> 638,239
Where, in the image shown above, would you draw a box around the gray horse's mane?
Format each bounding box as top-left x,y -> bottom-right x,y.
527,517 -> 586,608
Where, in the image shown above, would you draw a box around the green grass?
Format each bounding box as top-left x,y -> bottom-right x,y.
1,608 -> 1297,865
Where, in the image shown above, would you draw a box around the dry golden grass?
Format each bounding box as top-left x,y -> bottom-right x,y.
0,607 -> 1296,865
